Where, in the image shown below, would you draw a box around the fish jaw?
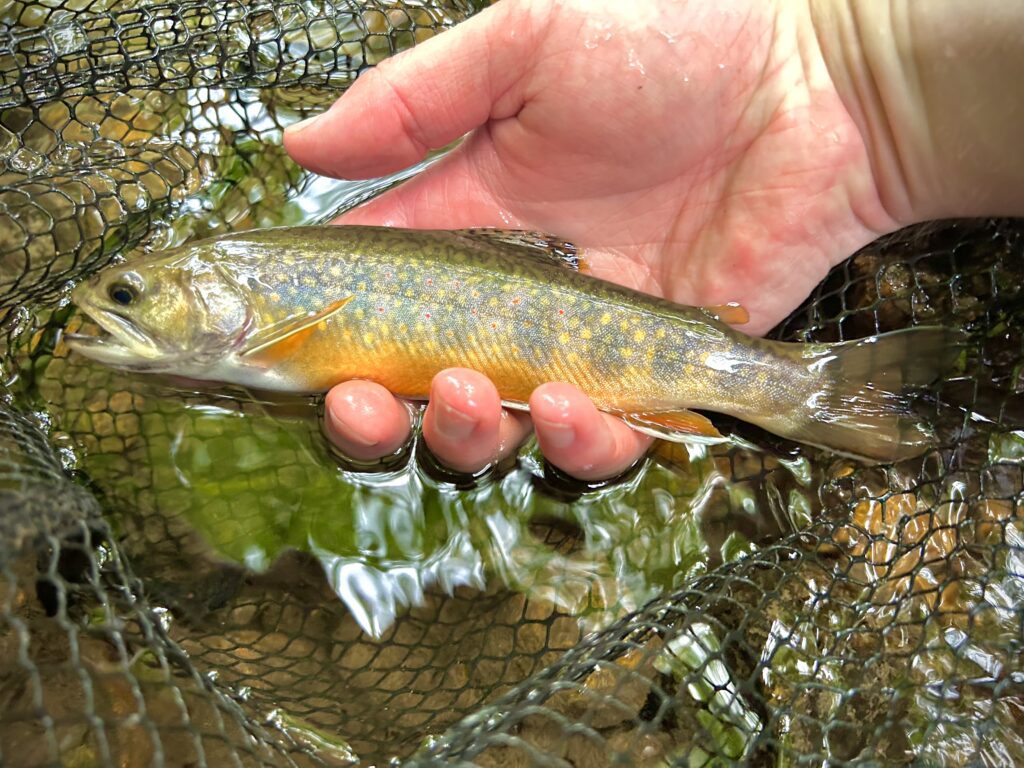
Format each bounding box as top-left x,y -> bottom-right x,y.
67,294 -> 309,389
64,297 -> 169,370
63,331 -> 158,369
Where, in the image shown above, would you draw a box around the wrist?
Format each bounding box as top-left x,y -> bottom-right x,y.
807,0 -> 931,223
808,0 -> 1024,222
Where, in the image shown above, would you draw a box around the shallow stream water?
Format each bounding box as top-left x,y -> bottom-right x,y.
2,2 -> 1024,766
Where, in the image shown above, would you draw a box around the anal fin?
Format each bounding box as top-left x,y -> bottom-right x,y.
622,409 -> 726,444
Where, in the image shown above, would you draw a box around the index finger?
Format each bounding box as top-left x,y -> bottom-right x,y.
283,1 -> 546,180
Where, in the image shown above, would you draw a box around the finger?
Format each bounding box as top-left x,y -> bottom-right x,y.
422,368 -> 531,474
283,2 -> 542,179
323,380 -> 412,462
529,383 -> 654,482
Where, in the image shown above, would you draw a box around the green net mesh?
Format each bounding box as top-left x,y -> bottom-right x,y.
2,2 -> 1023,767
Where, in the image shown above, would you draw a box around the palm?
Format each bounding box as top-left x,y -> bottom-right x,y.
314,0 -> 891,334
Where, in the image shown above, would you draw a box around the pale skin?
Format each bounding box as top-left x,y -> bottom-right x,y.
284,0 -> 1024,480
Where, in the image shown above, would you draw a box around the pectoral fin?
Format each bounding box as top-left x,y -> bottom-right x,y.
241,296 -> 353,363
622,409 -> 726,444
700,303 -> 750,325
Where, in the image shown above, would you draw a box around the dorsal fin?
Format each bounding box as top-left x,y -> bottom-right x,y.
451,228 -> 586,272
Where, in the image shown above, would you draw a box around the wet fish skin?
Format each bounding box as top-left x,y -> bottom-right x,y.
68,225 -> 960,461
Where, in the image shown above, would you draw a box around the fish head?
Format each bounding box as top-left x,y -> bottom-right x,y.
67,253 -> 251,374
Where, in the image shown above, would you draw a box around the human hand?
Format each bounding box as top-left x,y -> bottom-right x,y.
284,0 -> 901,480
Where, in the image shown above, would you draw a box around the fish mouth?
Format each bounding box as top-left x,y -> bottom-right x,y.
64,302 -> 166,370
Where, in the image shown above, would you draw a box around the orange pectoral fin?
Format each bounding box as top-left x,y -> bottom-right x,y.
242,323 -> 318,365
701,303 -> 750,326
241,296 -> 353,364
621,409 -> 725,443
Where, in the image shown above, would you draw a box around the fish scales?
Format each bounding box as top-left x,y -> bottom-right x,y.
231,227 -> 795,417
66,225 -> 963,461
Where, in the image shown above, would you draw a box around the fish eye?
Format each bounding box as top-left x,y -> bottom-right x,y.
108,283 -> 138,306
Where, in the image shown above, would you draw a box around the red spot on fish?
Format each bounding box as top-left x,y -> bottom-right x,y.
425,312 -> 432,319
470,308 -> 477,315
558,309 -> 565,316
377,307 -> 384,313
426,278 -> 434,286
512,297 -> 521,305
385,272 -> 393,280
491,322 -> 497,329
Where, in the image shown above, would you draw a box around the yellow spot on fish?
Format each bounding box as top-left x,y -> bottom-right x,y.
600,313 -> 611,325
621,348 -> 633,358
362,333 -> 375,346
357,282 -> 366,291
329,265 -> 342,278
656,328 -> 666,339
558,332 -> 570,345
269,292 -> 281,302
634,329 -> 646,342
354,308 -> 365,319
581,328 -> 592,340
398,323 -> 408,335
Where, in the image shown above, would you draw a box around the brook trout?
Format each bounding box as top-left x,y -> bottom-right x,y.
67,226 -> 960,461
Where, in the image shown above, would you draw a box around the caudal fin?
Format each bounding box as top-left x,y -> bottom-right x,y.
773,326 -> 965,462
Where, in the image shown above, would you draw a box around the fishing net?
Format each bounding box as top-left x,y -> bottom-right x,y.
1,1 -> 1022,766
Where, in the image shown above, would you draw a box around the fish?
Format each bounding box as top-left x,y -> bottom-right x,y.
65,225 -> 963,462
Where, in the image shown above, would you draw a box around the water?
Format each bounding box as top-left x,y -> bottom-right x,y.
4,1 -> 1024,764
15,215 -> 1022,762
0,16 -> 804,760
44,20 -> 88,57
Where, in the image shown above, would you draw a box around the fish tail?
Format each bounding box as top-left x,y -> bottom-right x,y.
767,326 -> 965,462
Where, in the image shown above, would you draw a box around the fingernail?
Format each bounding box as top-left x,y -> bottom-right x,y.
284,112 -> 324,136
537,391 -> 572,420
435,401 -> 477,441
536,418 -> 575,449
329,399 -> 379,447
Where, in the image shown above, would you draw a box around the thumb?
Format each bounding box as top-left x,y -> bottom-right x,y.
283,2 -> 542,180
